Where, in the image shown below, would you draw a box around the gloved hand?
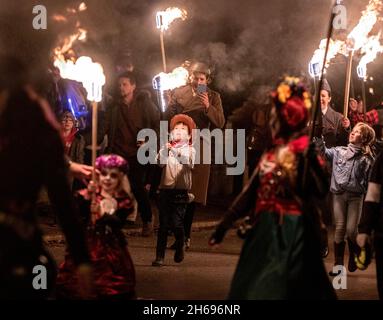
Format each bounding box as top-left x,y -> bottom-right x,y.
356,233 -> 370,248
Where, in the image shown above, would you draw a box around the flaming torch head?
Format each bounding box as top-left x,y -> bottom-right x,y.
152,66 -> 189,112
156,7 -> 187,31
78,57 -> 106,102
357,33 -> 383,81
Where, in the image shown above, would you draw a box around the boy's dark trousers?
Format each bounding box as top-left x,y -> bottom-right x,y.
155,189 -> 188,260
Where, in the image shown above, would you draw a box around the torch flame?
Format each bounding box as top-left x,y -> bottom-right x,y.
54,28 -> 87,60
309,0 -> 383,76
54,56 -> 105,102
153,66 -> 189,111
309,38 -> 345,77
52,14 -> 68,22
79,2 -> 87,11
357,33 -> 383,79
156,7 -> 187,30
53,2 -> 104,102
347,0 -> 382,51
153,67 -> 189,91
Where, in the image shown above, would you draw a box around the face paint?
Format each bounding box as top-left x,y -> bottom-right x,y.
99,168 -> 122,194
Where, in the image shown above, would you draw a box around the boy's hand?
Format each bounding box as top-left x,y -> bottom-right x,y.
166,142 -> 172,149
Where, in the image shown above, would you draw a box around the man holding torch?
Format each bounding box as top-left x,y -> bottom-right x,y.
165,62 -> 225,249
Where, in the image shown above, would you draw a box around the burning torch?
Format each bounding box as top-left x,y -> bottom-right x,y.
80,58 -> 105,183
156,7 -> 187,72
55,56 -> 105,181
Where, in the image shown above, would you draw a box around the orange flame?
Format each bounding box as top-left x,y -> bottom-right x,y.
154,67 -> 189,90
357,33 -> 383,78
54,56 -> 105,102
309,0 -> 383,76
347,0 -> 382,51
52,3 -> 104,101
310,38 -> 345,74
53,28 -> 87,60
52,14 -> 68,22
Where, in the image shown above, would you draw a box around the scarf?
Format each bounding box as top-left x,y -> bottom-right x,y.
170,139 -> 191,148
62,128 -> 78,155
345,143 -> 362,160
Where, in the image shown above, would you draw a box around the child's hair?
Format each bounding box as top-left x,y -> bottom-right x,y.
353,122 -> 375,157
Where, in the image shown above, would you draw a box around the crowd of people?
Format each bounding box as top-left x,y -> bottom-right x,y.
1,53 -> 383,300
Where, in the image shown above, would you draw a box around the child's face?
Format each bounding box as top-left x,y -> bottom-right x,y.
99,168 -> 122,194
349,126 -> 363,145
61,115 -> 74,131
172,123 -> 190,141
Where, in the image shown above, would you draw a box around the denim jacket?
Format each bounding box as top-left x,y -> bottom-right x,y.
315,138 -> 373,194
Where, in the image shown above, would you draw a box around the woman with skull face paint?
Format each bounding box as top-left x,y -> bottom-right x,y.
56,154 -> 137,300
209,77 -> 336,299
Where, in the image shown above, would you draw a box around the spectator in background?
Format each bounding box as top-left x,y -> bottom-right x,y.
105,71 -> 160,236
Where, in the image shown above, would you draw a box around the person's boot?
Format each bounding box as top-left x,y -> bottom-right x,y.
329,241 -> 345,276
174,228 -> 185,263
152,228 -> 167,266
320,227 -> 329,258
347,238 -> 358,272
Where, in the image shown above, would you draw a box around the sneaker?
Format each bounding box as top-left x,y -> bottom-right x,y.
152,258 -> 164,267
185,238 -> 191,251
141,222 -> 153,237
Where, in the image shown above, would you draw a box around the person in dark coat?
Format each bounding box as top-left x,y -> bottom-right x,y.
104,71 -> 160,236
0,55 -> 91,299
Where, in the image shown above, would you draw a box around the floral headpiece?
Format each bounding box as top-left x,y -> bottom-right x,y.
271,76 -> 311,130
95,154 -> 128,173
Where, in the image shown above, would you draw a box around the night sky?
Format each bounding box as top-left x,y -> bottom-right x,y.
1,0 -> 382,113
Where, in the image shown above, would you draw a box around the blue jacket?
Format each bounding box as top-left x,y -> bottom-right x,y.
315,138 -> 373,194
